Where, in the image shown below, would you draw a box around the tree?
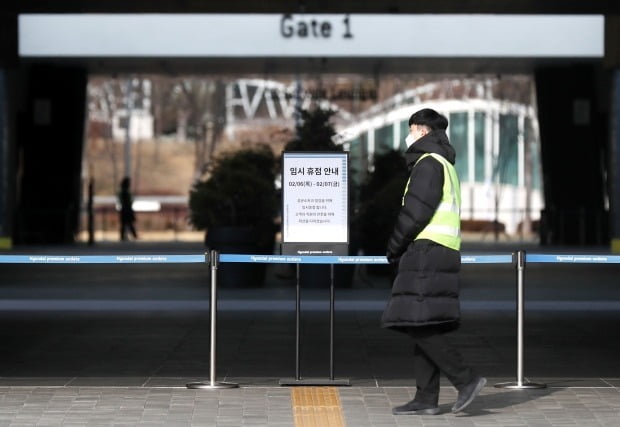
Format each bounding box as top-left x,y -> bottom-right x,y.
171,78 -> 226,179
188,144 -> 278,249
284,107 -> 341,152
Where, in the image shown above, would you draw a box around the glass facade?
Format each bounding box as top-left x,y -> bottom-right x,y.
525,118 -> 541,190
474,112 -> 486,183
347,110 -> 540,192
449,112 -> 468,181
374,125 -> 393,155
499,114 -> 519,185
338,87 -> 543,236
349,134 -> 368,187
399,120 -> 409,150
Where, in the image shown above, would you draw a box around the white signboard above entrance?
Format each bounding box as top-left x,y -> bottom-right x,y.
19,14 -> 604,58
282,152 -> 348,256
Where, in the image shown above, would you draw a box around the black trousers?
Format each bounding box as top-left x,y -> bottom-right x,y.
408,327 -> 476,405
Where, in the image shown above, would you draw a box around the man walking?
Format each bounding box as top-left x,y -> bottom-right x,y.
382,108 -> 486,415
118,176 -> 138,241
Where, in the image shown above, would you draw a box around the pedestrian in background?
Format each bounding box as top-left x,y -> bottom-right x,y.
118,176 -> 138,241
382,108 -> 486,415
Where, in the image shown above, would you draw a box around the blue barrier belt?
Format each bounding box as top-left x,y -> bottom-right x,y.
220,254 -> 513,264
7,253 -> 617,264
460,255 -> 513,264
526,254 -> 620,264
0,254 -> 512,264
0,255 -> 206,264
220,254 -> 388,264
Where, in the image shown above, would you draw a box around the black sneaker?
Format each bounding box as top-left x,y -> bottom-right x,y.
392,400 -> 440,415
452,377 -> 487,413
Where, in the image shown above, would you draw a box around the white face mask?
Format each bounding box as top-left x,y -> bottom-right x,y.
405,133 -> 416,148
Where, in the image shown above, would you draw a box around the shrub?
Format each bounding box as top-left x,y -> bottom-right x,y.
189,144 -> 278,236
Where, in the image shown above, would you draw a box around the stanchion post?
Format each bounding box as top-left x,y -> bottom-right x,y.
495,250 -> 546,389
296,263 -> 301,381
329,264 -> 335,381
187,250 -> 238,390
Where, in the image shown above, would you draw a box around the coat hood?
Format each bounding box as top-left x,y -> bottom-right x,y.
404,129 -> 456,168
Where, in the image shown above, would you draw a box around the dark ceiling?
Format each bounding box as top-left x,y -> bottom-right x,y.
11,0 -> 620,14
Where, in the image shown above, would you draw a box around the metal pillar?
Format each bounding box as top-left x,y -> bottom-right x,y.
187,250 -> 238,390
495,250 -> 546,389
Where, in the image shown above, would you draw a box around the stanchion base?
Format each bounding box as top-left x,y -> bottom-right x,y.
279,378 -> 350,386
494,381 -> 546,389
186,382 -> 239,389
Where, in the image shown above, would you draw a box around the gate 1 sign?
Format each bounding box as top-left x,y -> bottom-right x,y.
281,152 -> 349,256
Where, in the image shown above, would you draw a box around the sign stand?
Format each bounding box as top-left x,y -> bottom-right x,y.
279,263 -> 350,386
279,151 -> 350,386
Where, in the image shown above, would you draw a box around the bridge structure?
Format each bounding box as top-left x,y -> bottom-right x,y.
224,77 -> 353,139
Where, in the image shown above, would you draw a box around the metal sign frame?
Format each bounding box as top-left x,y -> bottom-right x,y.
281,151 -> 349,256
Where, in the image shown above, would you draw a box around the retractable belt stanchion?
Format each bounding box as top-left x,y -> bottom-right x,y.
495,250 -> 546,389
187,250 -> 238,390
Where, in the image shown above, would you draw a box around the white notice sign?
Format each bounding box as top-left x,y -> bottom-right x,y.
282,152 -> 348,248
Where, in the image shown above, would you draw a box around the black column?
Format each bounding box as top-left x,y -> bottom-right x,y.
15,64 -> 87,244
535,65 -> 608,245
612,70 -> 620,252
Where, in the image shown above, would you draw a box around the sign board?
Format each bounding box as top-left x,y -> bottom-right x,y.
281,152 -> 348,256
19,14 -> 604,58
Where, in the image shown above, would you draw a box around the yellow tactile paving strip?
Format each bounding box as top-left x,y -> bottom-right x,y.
291,387 -> 346,427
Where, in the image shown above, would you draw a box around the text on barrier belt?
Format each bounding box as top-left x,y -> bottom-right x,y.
0,255 -> 206,264
526,254 -> 620,264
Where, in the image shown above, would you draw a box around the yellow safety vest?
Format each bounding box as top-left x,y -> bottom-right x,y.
402,153 -> 461,251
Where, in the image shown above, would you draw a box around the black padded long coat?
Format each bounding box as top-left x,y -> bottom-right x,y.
381,130 -> 461,330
